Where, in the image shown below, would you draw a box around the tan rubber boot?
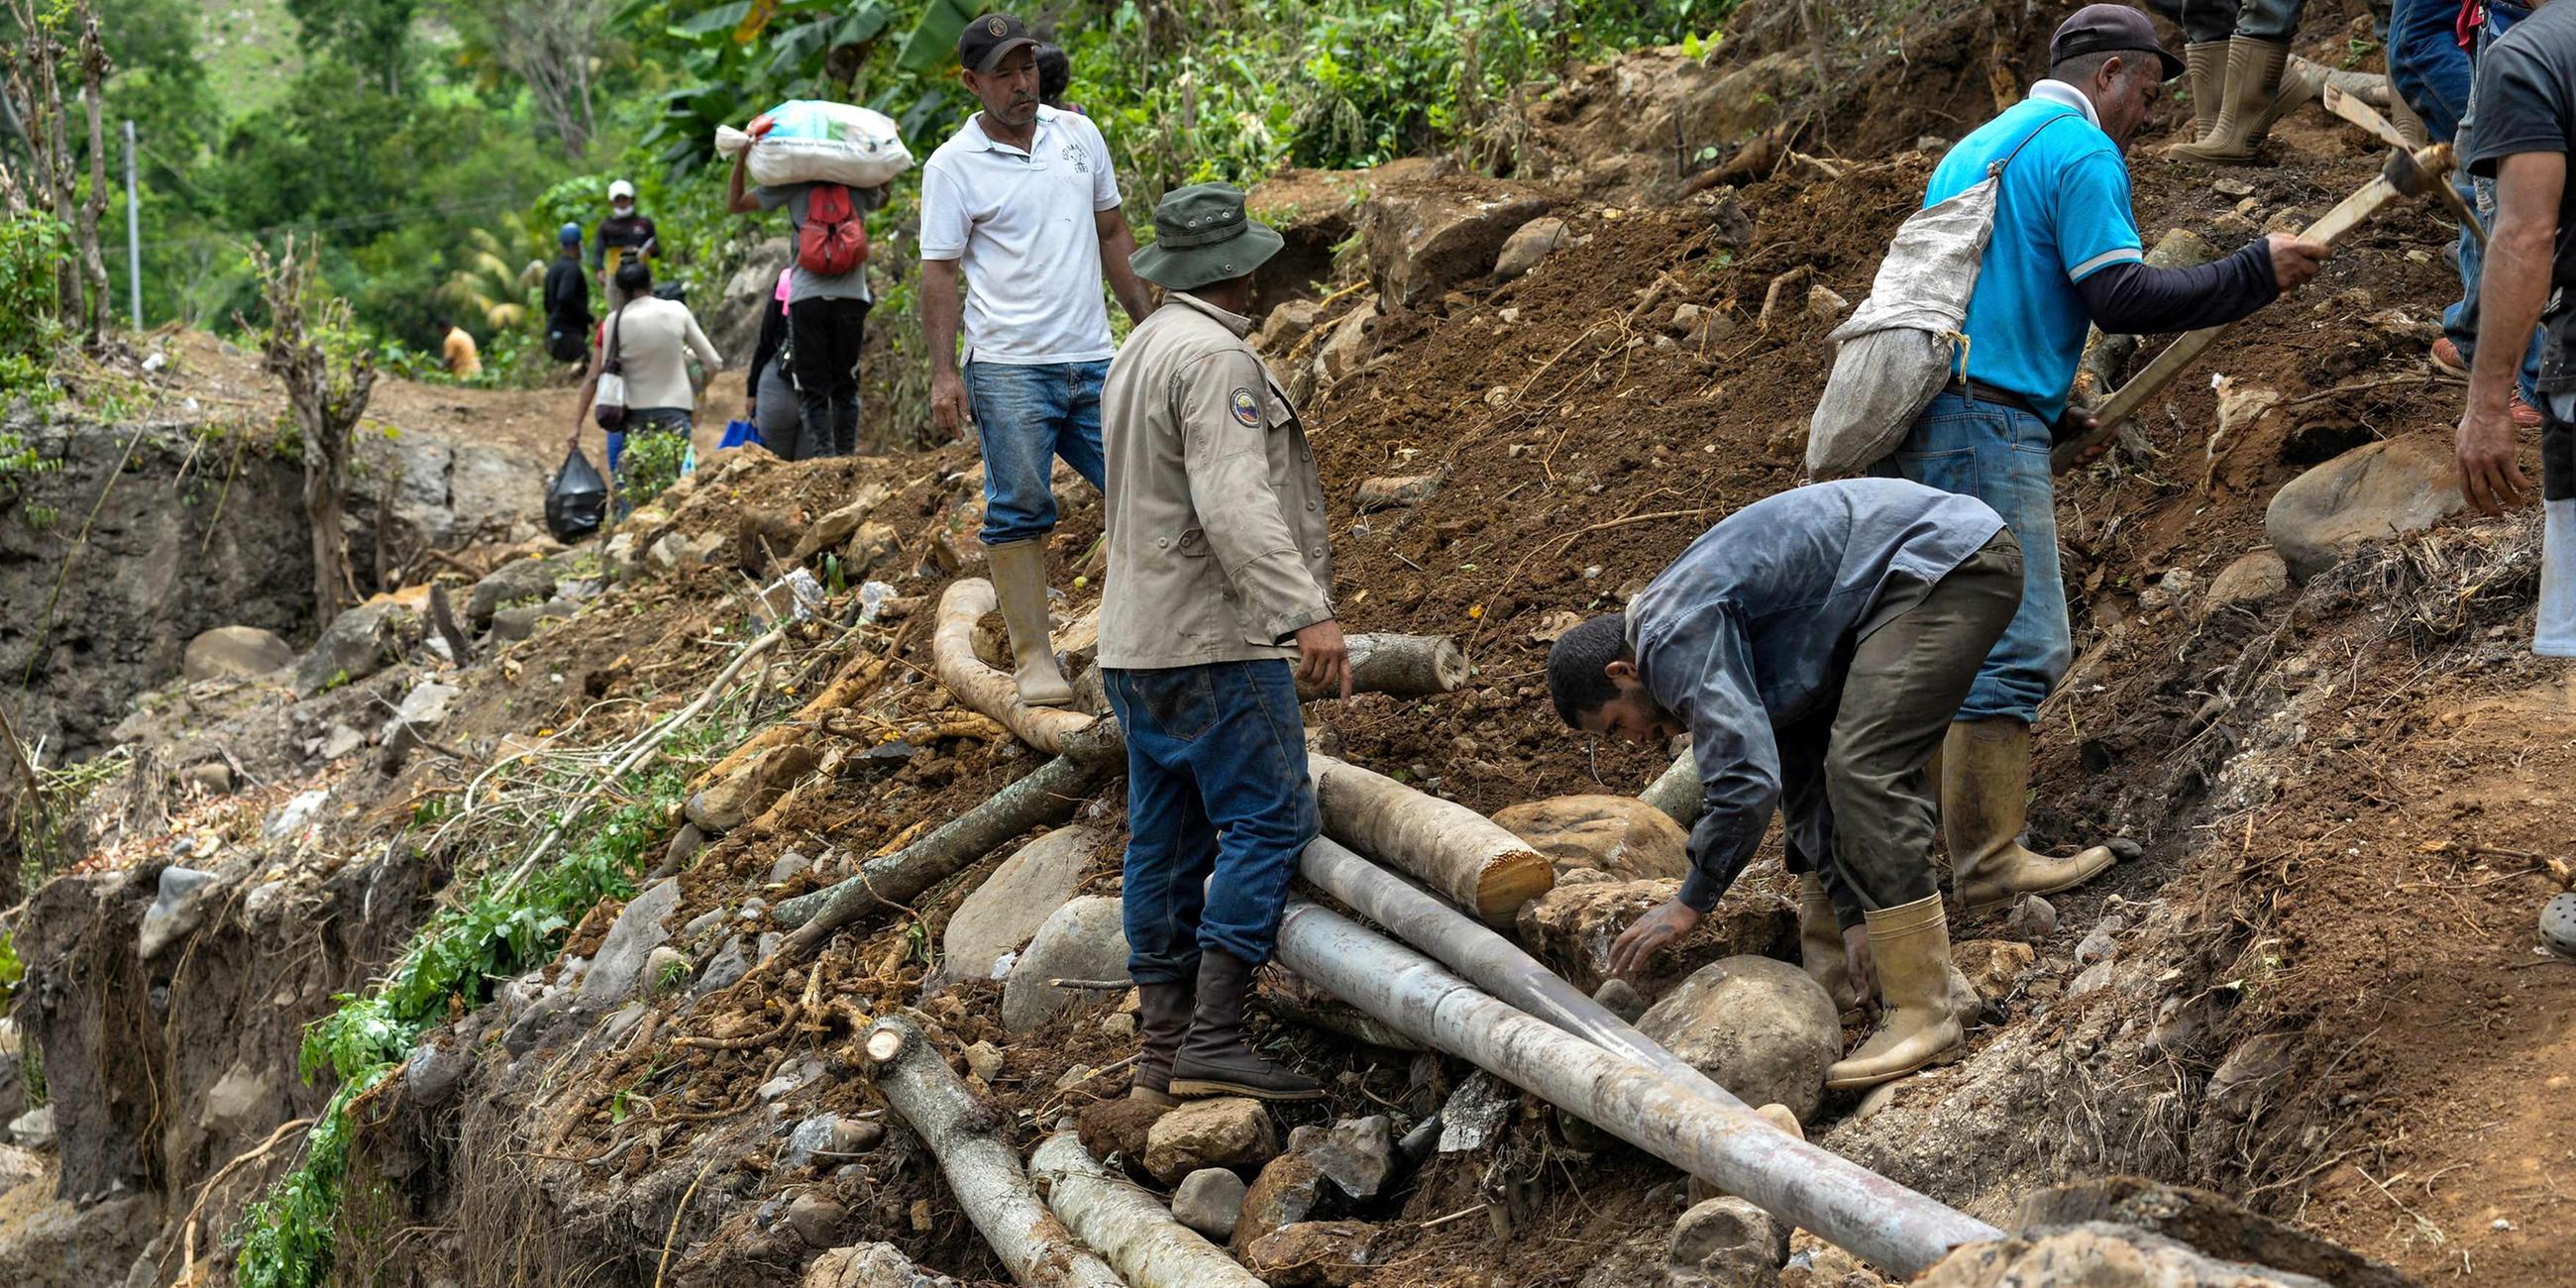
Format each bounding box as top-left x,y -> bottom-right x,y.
2382,87 -> 2429,149
2177,42 -> 2224,142
2250,53 -> 2327,138
985,538 -> 1075,707
1824,896 -> 1966,1090
2167,37 -> 2290,164
1798,874 -> 1858,1017
1943,718 -> 2116,912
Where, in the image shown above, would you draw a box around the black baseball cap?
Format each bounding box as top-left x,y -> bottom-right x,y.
2049,4 -> 2186,80
956,13 -> 1039,74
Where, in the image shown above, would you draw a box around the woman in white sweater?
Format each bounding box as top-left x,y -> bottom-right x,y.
576,261 -> 722,482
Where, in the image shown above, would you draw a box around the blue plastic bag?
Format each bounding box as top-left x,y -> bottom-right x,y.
718,418 -> 764,451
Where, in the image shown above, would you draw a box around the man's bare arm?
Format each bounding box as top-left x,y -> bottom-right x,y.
725,151 -> 762,215
922,258 -> 972,438
2458,151 -> 2566,513
1096,205 -> 1156,323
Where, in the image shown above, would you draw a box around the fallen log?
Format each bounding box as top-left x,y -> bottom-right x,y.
864,1019 -> 1127,1288
1029,1133 -> 1264,1288
1309,754 -> 1552,924
1271,898 -> 2002,1278
1298,837 -> 1724,1098
936,579 -> 1105,757
1641,749 -> 1699,826
1311,632 -> 1469,698
772,755 -> 1103,958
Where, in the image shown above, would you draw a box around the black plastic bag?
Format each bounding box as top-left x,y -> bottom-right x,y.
545,443 -> 610,543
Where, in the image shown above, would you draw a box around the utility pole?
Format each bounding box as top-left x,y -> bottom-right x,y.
123,119 -> 139,329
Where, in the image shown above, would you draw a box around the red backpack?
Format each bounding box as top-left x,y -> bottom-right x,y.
798,182 -> 870,277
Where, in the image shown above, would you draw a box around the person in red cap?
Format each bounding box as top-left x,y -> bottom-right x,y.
1868,5 -> 2327,947
919,13 -> 1156,711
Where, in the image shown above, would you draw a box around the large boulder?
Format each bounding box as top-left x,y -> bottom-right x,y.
1492,795 -> 1688,880
468,553 -> 569,628
1635,955 -> 1840,1124
1142,1096 -> 1277,1184
2264,435 -> 2464,582
183,626 -> 293,682
938,826 -> 1100,985
708,238 -> 795,362
577,878 -> 682,1008
292,599 -> 415,696
1000,896 -> 1129,1033
1515,874 -> 1794,995
1360,176 -> 1550,307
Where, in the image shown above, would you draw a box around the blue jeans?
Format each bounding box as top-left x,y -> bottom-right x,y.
966,360 -> 1109,547
1886,392 -> 2068,725
1106,661 -> 1318,982
2442,4 -> 2544,400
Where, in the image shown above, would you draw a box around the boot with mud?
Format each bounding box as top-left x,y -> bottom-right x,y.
1824,896 -> 1967,1090
1127,980 -> 1193,1106
1798,873 -> 1859,1017
1168,950 -> 1324,1101
1944,717 -> 2116,911
2166,37 -> 2291,164
2176,42 -> 2224,142
985,538 -> 1075,707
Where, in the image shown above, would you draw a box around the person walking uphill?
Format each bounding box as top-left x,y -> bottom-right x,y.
1100,183 -> 1347,1105
921,11 -> 1156,708
726,125 -> 890,459
593,180 -> 658,312
1547,480 -> 2019,1089
1889,5 -> 2325,912
544,223 -> 593,367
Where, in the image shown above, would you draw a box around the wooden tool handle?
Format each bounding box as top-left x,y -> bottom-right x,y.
2048,143 -> 2452,474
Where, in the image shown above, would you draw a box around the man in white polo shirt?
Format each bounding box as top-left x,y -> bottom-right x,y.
922,12 -> 1156,707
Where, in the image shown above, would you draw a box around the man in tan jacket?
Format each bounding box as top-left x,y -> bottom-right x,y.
1099,183 -> 1348,1103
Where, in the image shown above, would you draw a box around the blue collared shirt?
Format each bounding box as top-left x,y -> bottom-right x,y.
1626,480 -> 2005,910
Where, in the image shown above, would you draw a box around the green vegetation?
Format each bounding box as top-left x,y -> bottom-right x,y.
235,722 -> 732,1288
616,426 -> 694,503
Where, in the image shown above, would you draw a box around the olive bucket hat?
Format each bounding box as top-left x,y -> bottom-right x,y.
1130,182 -> 1285,292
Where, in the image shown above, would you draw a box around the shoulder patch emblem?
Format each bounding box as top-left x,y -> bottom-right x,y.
1229,387 -> 1261,427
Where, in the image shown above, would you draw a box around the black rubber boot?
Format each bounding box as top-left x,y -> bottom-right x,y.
1168,951 -> 1324,1101
1129,980 -> 1192,1106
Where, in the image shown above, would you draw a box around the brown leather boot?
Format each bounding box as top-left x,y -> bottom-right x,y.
1824,896 -> 1968,1090
1128,980 -> 1192,1106
1943,718 -> 2116,911
1168,951 -> 1324,1101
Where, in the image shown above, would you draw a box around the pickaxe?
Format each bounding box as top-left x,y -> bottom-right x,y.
2323,82 -> 2483,244
2052,141 -> 2457,474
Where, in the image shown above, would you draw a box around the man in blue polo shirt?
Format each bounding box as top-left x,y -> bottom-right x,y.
1887,5 -> 2326,915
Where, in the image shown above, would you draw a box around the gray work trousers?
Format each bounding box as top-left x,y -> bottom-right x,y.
1778,533 -> 2023,926
2146,0 -> 2308,45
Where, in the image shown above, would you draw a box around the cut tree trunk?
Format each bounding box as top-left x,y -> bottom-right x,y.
1298,836 -> 1722,1096
1030,1132 -> 1264,1288
864,1019 -> 1127,1288
1271,898 -> 2003,1278
1641,749 -> 1699,826
772,754 -> 1102,957
1308,754 -> 1552,924
1307,633 -> 1469,698
936,579 -> 1103,757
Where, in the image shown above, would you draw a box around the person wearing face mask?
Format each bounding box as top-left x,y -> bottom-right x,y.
919,13 -> 1155,709
1545,480 -> 2021,1089
1876,5 -> 2328,934
593,179 -> 659,312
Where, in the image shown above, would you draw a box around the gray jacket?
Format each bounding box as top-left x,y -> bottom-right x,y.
1628,480 -> 2005,909
1099,292 -> 1334,669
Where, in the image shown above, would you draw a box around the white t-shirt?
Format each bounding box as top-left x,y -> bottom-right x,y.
919,107 -> 1121,366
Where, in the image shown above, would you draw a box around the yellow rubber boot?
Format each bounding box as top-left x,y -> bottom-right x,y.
1798,874 -> 1858,1017
985,539 -> 1074,707
1943,718 -> 2116,912
1824,897 -> 1965,1091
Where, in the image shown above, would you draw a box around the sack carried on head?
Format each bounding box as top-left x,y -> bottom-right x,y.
1805,113 -> 2076,478
715,100 -> 913,189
